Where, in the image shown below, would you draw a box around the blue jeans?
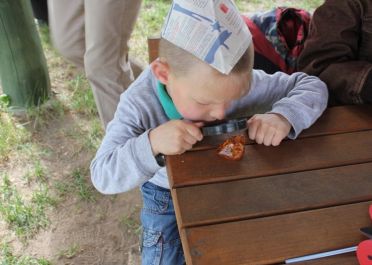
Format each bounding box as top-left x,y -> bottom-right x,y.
140,181 -> 185,265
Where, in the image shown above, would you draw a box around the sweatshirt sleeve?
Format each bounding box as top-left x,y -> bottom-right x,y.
297,0 -> 372,104
239,70 -> 328,139
90,83 -> 162,195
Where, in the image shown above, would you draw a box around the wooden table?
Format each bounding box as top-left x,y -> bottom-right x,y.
165,105 -> 372,265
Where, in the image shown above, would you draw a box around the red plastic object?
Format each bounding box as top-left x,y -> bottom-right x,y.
357,240 -> 372,265
357,205 -> 372,265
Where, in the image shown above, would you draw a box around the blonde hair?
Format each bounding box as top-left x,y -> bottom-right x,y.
159,38 -> 254,77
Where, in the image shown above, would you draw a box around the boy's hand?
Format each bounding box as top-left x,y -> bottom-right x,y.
149,120 -> 203,156
247,113 -> 291,146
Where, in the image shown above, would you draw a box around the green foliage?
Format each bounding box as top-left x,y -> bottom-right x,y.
26,97 -> 65,128
68,74 -> 97,117
130,0 -> 172,62
0,94 -> 11,107
0,174 -> 54,238
119,206 -> 141,235
0,242 -> 51,265
84,119 -> 103,151
37,23 -> 52,51
72,168 -> 95,202
54,167 -> 96,202
120,214 -> 141,235
0,114 -> 30,161
64,119 -> 103,152
57,243 -> 81,259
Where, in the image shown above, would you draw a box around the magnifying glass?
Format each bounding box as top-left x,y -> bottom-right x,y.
201,118 -> 247,136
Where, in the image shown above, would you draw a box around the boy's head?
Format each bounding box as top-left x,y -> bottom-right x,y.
152,0 -> 254,122
152,39 -> 254,122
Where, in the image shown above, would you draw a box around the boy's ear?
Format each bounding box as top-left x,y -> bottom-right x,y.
151,59 -> 170,85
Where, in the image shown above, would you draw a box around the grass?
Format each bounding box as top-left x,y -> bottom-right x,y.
130,0 -> 172,63
0,174 -> 54,239
0,242 -> 51,265
236,0 -> 323,12
63,119 -> 103,153
68,74 -> 97,117
22,159 -> 49,187
33,160 -> 47,182
26,98 -> 65,129
0,112 -> 30,161
72,168 -> 96,202
120,209 -> 142,236
53,167 -> 96,202
57,243 -> 82,259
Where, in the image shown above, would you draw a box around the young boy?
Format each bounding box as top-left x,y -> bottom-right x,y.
91,1 -> 328,264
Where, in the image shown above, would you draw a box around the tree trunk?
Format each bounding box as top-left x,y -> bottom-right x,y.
0,0 -> 50,110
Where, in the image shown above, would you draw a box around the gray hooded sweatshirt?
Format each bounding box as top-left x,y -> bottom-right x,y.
90,67 -> 328,194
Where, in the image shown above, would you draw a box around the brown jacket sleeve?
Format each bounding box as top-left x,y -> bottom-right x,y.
297,0 -> 372,105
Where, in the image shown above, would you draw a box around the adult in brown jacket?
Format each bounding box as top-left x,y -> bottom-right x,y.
298,0 -> 372,105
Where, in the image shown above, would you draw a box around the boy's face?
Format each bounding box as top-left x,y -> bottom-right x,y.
166,64 -> 250,122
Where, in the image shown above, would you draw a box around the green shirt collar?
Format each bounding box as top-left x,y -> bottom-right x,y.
157,81 -> 183,120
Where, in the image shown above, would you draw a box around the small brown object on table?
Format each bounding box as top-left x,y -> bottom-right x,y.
165,105 -> 372,265
217,135 -> 246,161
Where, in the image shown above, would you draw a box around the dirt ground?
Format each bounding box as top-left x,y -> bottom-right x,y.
24,188 -> 142,265
1,54 -> 143,264
1,112 -> 143,265
25,114 -> 143,265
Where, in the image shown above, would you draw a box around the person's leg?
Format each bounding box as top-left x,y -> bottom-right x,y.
30,0 -> 49,25
47,0 -> 85,68
84,0 -> 142,127
140,182 -> 185,265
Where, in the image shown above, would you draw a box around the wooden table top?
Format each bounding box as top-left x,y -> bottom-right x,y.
165,105 -> 372,265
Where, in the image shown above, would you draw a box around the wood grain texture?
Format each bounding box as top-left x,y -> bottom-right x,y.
191,104 -> 372,151
183,201 -> 371,265
147,37 -> 160,63
174,162 -> 372,228
166,130 -> 372,188
299,105 -> 372,137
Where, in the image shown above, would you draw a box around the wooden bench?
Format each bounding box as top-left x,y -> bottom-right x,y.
148,37 -> 160,63
165,105 -> 372,264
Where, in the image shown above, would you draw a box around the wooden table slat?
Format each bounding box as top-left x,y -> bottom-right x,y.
299,105 -> 372,138
173,162 -> 372,228
184,201 -> 371,265
167,130 -> 372,188
192,105 -> 372,151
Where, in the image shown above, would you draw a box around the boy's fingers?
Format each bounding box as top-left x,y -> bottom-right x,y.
248,120 -> 259,140
184,123 -> 203,141
183,133 -> 198,146
263,128 -> 276,146
255,125 -> 265,144
272,132 -> 284,146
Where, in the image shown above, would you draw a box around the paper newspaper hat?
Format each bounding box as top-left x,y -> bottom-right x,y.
161,0 -> 252,74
